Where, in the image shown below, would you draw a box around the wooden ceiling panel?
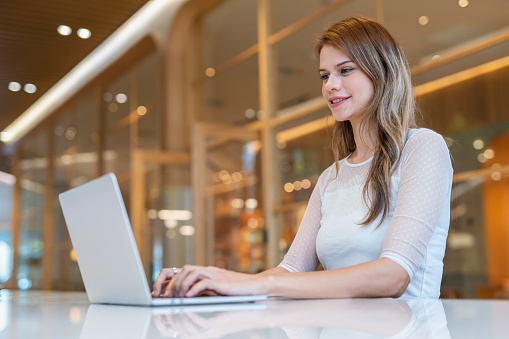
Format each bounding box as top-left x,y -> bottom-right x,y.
0,0 -> 150,134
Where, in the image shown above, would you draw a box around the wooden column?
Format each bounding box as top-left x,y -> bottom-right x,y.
131,149 -> 148,276
257,0 -> 281,268
191,123 -> 209,265
41,127 -> 55,290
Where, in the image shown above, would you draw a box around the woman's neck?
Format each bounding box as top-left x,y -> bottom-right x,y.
350,122 -> 376,164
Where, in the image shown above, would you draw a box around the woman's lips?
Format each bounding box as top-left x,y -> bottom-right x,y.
329,96 -> 350,107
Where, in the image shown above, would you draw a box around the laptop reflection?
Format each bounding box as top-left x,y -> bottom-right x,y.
78,302 -> 267,339
79,298 -> 450,339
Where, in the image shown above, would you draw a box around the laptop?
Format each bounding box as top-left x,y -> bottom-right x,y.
59,172 -> 267,306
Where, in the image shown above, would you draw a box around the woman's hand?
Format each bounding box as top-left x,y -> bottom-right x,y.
152,267 -> 179,297
153,265 -> 267,298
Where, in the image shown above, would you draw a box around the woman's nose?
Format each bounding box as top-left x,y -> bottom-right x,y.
324,75 -> 340,92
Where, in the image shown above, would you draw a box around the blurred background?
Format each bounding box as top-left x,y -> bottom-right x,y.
1,0 -> 509,299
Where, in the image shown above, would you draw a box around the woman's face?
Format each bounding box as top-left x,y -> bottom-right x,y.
319,45 -> 374,126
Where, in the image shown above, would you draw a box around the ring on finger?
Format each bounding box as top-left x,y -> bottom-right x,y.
172,267 -> 178,275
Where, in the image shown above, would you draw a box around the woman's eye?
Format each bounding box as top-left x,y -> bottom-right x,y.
340,67 -> 353,75
319,73 -> 329,81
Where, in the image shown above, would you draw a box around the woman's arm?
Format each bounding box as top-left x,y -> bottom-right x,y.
163,257 -> 408,298
263,258 -> 409,298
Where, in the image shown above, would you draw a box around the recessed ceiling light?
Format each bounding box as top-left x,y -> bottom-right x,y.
8,82 -> 21,92
0,132 -> 12,143
24,84 -> 37,94
57,25 -> 72,36
458,0 -> 469,8
418,16 -> 429,26
77,28 -> 92,39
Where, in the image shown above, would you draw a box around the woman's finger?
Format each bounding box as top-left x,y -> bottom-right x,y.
165,265 -> 198,297
185,278 -> 219,297
153,267 -> 179,297
169,265 -> 203,297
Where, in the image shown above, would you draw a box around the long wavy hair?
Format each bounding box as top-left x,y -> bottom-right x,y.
316,16 -> 418,226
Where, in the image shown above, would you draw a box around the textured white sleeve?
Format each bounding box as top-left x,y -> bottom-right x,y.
278,168 -> 331,272
380,129 -> 453,278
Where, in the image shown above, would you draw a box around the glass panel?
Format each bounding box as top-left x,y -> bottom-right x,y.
412,40 -> 509,86
202,0 -> 257,67
276,121 -> 333,260
52,93 -> 99,290
274,0 -> 376,32
202,137 -> 264,273
137,52 -> 162,150
440,114 -> 509,297
18,130 -> 47,290
102,65 -> 134,178
202,55 -> 260,124
142,163 -> 193,283
0,172 -> 15,285
104,127 -> 131,178
103,70 -> 132,131
417,66 -> 509,171
382,0 -> 509,83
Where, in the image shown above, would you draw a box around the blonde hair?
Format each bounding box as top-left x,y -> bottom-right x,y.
316,16 -> 417,225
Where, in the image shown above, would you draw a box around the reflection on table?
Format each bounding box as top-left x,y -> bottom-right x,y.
1,290 -> 509,338
147,298 -> 448,338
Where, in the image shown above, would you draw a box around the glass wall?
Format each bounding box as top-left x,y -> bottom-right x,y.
6,0 -> 509,299
9,43 -> 165,290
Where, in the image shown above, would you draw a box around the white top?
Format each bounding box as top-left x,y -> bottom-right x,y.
278,128 -> 453,298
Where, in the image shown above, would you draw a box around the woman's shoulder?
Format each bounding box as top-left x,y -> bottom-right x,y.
401,128 -> 452,169
316,160 -> 345,185
407,127 -> 444,140
405,128 -> 449,150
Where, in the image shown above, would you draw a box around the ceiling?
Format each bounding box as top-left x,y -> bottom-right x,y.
0,0 -> 150,145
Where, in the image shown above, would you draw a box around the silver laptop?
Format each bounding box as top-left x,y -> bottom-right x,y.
59,173 -> 267,306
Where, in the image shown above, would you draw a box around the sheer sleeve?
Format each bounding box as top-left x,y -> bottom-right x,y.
380,129 -> 453,279
278,167 -> 332,272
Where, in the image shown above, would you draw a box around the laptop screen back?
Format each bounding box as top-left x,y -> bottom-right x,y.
59,173 -> 152,305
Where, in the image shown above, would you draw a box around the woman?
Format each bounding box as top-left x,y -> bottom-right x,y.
152,16 -> 453,299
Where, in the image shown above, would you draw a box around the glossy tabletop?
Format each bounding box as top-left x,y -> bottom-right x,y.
1,289 -> 508,338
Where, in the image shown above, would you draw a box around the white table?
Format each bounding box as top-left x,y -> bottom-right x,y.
1,289 -> 508,338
